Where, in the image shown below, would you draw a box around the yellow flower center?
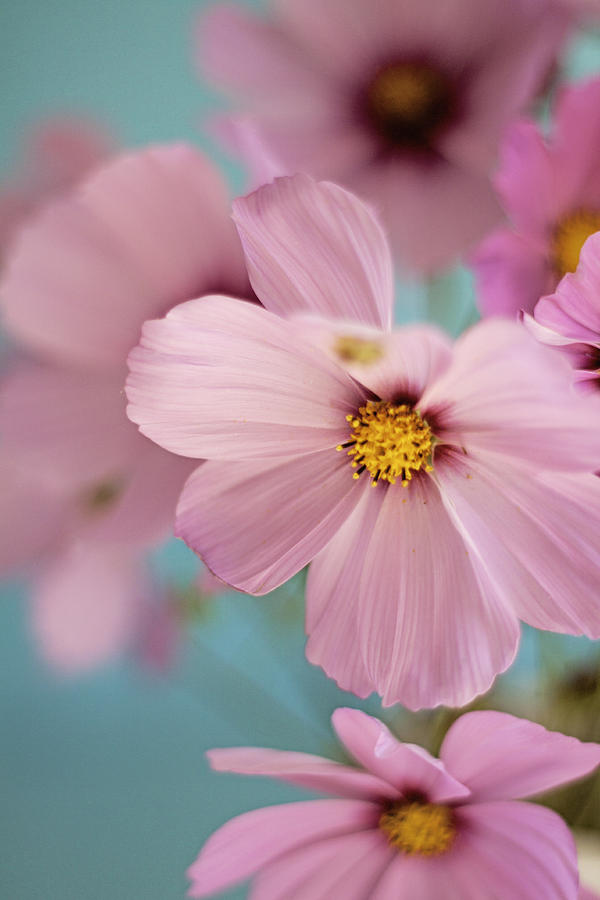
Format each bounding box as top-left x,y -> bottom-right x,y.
379,801 -> 456,856
551,209 -> 600,277
366,62 -> 452,149
337,400 -> 434,486
333,335 -> 384,365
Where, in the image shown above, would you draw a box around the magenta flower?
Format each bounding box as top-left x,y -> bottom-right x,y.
0,143 -> 251,670
472,77 -> 600,317
188,707 -> 600,899
525,232 -> 600,394
198,0 -> 568,272
127,175 -> 600,709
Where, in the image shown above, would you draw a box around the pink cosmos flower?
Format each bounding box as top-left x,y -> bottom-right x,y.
472,77 -> 600,317
525,232 -> 600,394
127,174 -> 600,710
0,118 -> 111,259
0,143 -> 251,671
188,707 -> 600,899
198,0 -> 568,272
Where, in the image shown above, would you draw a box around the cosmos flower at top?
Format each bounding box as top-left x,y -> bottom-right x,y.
127,174 -> 600,710
0,143 -> 251,670
198,0 -> 569,272
188,707 -> 600,899
472,77 -> 600,318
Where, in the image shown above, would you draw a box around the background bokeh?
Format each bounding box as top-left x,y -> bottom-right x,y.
1,2 -> 599,898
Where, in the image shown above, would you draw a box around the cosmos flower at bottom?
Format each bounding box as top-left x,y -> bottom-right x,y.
188,708 -> 600,899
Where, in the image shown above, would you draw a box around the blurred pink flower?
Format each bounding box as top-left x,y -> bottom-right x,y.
0,118 -> 111,260
525,232 -> 600,394
198,0 -> 568,272
188,707 -> 600,899
0,143 -> 252,671
127,175 -> 600,709
472,77 -> 600,317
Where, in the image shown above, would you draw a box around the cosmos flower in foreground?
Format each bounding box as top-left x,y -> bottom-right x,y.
198,0 -> 568,272
472,77 -> 600,317
0,143 -> 251,670
127,174 -> 600,709
188,707 -> 600,899
525,232 -> 600,394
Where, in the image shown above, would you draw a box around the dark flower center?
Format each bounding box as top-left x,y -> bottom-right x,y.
365,62 -> 454,151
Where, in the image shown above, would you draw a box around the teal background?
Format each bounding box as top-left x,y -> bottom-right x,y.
1,3 -> 599,898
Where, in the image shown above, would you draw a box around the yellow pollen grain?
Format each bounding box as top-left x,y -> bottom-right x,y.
336,400 -> 434,487
368,63 -> 446,124
333,334 -> 384,365
551,208 -> 600,277
379,801 -> 456,857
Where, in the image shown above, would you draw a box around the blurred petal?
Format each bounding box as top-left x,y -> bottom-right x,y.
207,746 -> 396,801
31,542 -> 145,671
471,229 -> 550,318
441,711 -> 600,802
187,799 -> 379,898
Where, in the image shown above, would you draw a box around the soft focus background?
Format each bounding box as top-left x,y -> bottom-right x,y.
1,3 -> 600,899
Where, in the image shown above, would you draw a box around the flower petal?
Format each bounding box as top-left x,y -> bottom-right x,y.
330,708 -> 470,804
436,455 -> 600,638
232,174 -> 393,329
0,362 -> 139,490
250,830 -> 392,900
127,295 -> 364,460
1,144 -> 247,370
534,232 -> 600,343
440,710 -> 600,802
31,542 -> 145,672
187,799 -> 379,898
176,450 -> 365,594
455,801 -> 578,900
208,746 -> 395,801
421,317 -> 600,471
471,229 -> 551,318
310,475 -> 519,709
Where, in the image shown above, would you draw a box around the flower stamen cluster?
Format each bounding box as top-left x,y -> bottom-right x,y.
379,800 -> 456,856
551,208 -> 600,277
338,400 -> 434,486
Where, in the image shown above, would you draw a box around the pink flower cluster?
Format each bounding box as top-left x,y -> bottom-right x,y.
2,0 -> 600,895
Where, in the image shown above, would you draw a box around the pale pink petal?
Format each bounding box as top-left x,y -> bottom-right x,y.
126,295 -> 365,460
82,439 -> 195,548
421,317 -> 600,471
176,450 -> 365,594
441,710 -> 600,802
356,159 -> 502,274
0,453 -> 70,573
291,316 -> 452,399
471,229 -> 551,318
534,232 -> 600,343
436,455 -> 600,638
187,799 -> 379,898
331,708 -> 470,803
1,144 -> 248,370
25,118 -> 112,193
370,853 -> 476,900
579,888 -> 600,900
31,542 -> 145,672
233,174 -> 393,329
493,120 -> 561,235
455,801 -> 578,900
207,746 -> 396,801
250,830 -> 392,900
0,362 -> 139,490
308,477 -> 519,710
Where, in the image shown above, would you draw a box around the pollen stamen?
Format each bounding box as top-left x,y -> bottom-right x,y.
338,400 -> 434,487
552,208 -> 600,277
379,801 -> 456,857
